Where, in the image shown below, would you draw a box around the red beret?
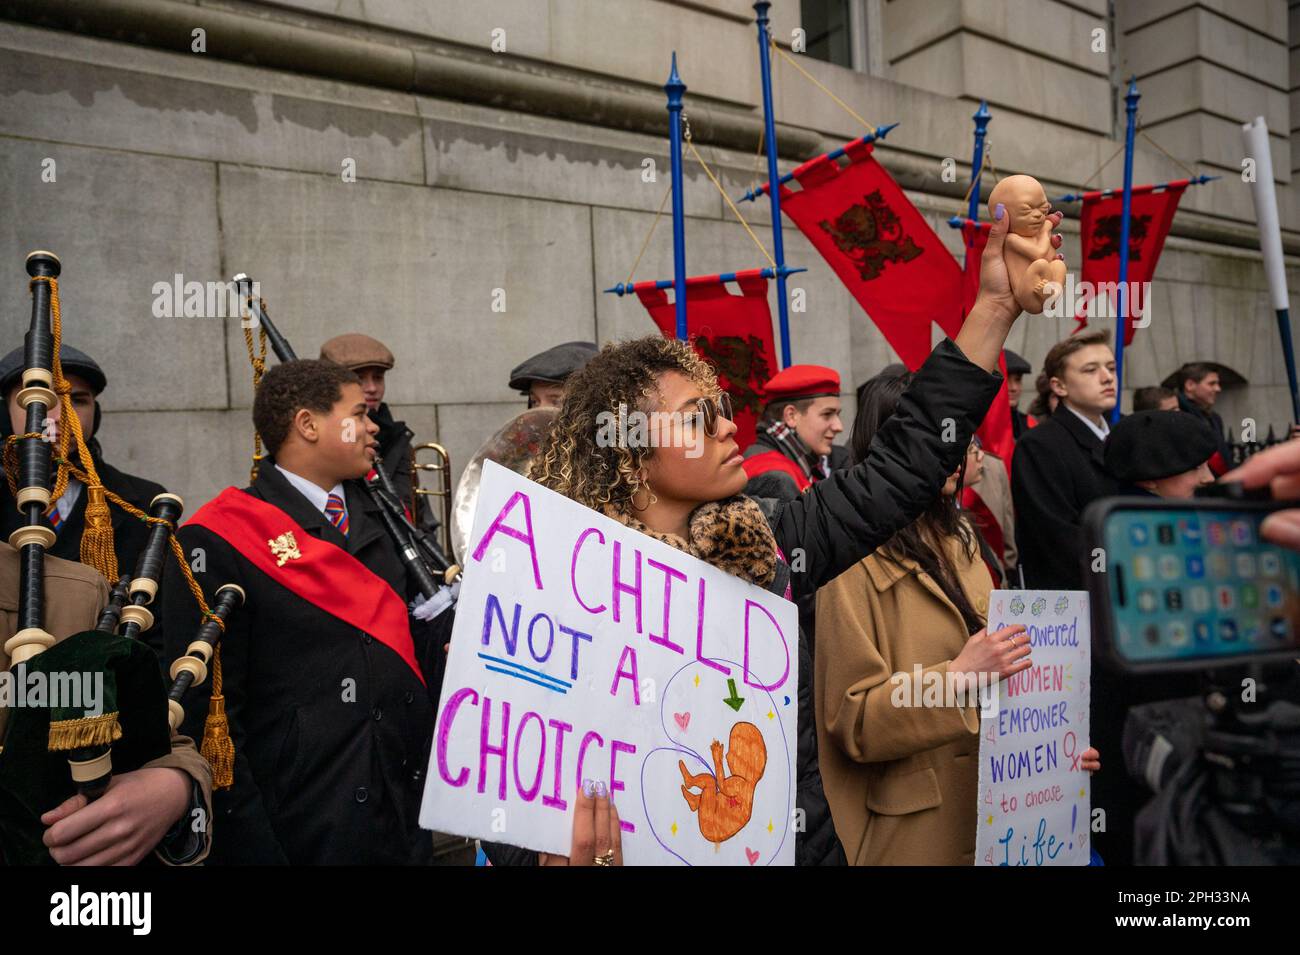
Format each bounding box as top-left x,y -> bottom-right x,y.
762,364 -> 840,403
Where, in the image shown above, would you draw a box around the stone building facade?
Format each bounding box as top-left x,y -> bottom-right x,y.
0,0 -> 1296,519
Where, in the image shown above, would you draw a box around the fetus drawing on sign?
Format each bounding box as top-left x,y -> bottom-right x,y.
678,721 -> 766,847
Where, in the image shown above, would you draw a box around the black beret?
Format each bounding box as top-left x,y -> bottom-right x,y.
0,344 -> 107,397
1003,349 -> 1032,376
509,341 -> 598,393
1103,410 -> 1218,482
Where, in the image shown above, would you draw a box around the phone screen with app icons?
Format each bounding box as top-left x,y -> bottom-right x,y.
1102,506 -> 1300,665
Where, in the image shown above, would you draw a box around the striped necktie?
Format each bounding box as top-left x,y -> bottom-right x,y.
324,492 -> 349,536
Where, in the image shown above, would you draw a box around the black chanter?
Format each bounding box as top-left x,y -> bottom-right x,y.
166,582 -> 244,733
234,273 -> 459,599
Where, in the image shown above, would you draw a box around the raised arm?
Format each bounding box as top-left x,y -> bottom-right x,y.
772,206 -> 1062,599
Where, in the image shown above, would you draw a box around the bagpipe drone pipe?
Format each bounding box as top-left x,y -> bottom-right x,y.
234,274 -> 459,600
0,252 -> 242,864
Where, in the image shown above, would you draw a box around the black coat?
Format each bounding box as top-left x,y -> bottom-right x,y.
762,338 -> 1000,865
0,443 -> 165,581
155,465 -> 439,865
1011,407 -> 1034,440
1176,393 -> 1231,465
486,338 -> 1002,866
1011,405 -> 1121,590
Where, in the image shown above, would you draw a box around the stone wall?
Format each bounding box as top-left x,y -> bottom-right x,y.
0,0 -> 1296,522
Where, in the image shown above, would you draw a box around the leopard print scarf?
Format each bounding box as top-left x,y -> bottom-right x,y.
611,495 -> 778,588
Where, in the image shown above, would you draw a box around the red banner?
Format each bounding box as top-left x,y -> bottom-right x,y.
777,139 -> 961,370
635,271 -> 778,449
1077,181 -> 1187,345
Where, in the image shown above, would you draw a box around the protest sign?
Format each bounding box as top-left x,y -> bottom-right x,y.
976,590 -> 1091,866
420,461 -> 798,865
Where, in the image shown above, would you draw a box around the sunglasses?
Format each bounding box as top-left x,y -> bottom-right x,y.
693,394 -> 734,437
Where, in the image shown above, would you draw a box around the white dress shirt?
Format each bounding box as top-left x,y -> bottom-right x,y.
274,465 -> 346,522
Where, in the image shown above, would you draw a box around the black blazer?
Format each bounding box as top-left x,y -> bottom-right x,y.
1011,405 -> 1121,590
156,464 -> 439,865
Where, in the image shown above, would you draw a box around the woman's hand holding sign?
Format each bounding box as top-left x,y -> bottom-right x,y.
953,623 -> 1033,682
538,780 -> 623,867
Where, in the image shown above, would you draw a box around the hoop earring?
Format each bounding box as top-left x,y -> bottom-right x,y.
631,470 -> 657,512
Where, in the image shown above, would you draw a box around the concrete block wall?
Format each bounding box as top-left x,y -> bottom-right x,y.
1,0 -> 1298,530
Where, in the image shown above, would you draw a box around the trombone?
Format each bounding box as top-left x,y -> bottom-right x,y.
411,441 -> 454,560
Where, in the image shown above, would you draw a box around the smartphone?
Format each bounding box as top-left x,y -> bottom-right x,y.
1082,497 -> 1300,673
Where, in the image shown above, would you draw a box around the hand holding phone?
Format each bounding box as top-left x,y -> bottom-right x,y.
1222,439 -> 1300,548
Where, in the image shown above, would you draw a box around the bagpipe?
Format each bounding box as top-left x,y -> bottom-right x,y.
233,274 -> 460,603
0,252 -> 243,865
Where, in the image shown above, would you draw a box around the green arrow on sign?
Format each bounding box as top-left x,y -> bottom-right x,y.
723,678 -> 745,712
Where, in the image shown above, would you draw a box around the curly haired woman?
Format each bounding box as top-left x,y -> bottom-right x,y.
489,203 -> 1061,866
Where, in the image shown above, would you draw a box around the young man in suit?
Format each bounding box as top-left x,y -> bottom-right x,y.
157,360 -> 439,864
1011,329 -> 1121,589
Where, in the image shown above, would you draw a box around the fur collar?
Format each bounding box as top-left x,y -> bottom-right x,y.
612,495 -> 777,588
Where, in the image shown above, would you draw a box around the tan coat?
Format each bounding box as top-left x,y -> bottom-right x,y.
815,533 -> 992,865
0,543 -> 212,864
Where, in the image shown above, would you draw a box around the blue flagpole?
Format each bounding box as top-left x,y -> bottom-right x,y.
604,266 -> 806,297
666,53 -> 688,340
1053,173 -> 1216,205
753,1 -> 792,368
967,100 -> 991,222
739,125 -> 896,202
1112,77 -> 1140,426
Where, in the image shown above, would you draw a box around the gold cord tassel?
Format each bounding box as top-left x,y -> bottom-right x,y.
79,484 -> 119,583
200,644 -> 235,789
36,275 -> 119,583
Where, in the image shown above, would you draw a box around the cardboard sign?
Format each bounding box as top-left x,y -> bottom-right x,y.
420,461 -> 798,866
976,590 -> 1091,866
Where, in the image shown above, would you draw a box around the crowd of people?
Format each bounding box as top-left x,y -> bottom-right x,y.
2,204 -> 1294,867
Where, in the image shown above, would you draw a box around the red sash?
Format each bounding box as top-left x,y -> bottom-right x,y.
187,487 -> 425,685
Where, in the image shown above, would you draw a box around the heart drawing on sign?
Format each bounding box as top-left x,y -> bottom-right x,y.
673,712 -> 691,731
745,847 -> 760,865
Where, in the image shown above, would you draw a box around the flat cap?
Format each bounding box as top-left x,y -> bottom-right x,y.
1104,410 -> 1219,482
1003,349 -> 1032,376
509,341 -> 598,393
763,364 -> 840,403
0,344 -> 107,396
319,333 -> 394,371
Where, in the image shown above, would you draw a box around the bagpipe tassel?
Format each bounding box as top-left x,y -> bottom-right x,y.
200,645 -> 235,790
79,483 -> 119,584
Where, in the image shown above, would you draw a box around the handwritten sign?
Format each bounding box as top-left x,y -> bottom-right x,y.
420,461 -> 798,865
975,590 -> 1091,866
